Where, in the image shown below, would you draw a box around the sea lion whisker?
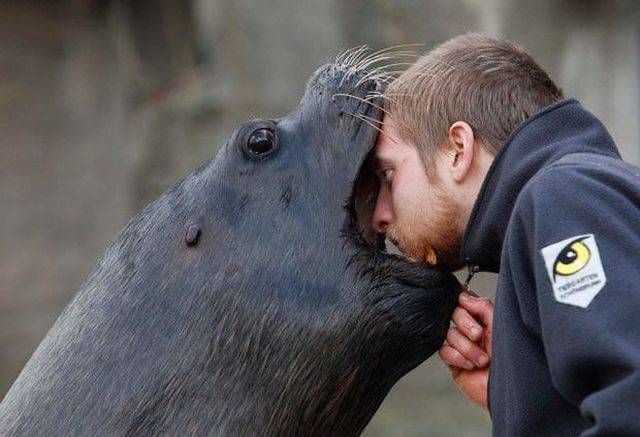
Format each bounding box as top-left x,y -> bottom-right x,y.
354,63 -> 416,88
366,93 -> 415,110
343,112 -> 388,138
356,43 -> 423,67
338,45 -> 365,64
377,92 -> 414,97
343,60 -> 372,87
356,75 -> 398,87
348,54 -> 409,82
362,91 -> 394,102
339,45 -> 368,67
367,70 -> 409,81
356,92 -> 419,136
344,47 -> 413,85
364,70 -> 421,85
352,54 -> 407,74
354,112 -> 384,125
364,92 -> 400,105
356,51 -> 420,68
346,112 -> 401,146
368,92 -> 416,105
351,52 -> 418,75
349,46 -> 419,76
336,46 -> 368,86
332,93 -> 391,117
355,52 -> 418,70
364,93 -> 395,102
334,47 -> 357,66
344,45 -> 370,69
363,51 -> 419,59
339,46 -> 371,87
333,48 -> 347,66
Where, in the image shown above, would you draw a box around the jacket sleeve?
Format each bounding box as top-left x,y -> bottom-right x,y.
508,161 -> 640,436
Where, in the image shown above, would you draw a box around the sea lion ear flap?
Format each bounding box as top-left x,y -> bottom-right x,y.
363,260 -> 460,376
352,154 -> 383,249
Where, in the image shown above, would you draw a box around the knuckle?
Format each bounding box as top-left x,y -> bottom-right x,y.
461,341 -> 476,356
478,298 -> 493,310
452,313 -> 467,327
446,331 -> 458,344
448,327 -> 463,342
463,317 -> 477,330
452,336 -> 474,357
440,348 -> 456,364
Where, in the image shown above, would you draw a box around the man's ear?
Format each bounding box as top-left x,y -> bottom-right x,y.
447,121 -> 477,183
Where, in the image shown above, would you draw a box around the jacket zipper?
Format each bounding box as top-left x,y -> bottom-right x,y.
464,264 -> 480,287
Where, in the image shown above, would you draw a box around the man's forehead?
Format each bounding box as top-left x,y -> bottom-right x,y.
374,118 -> 404,161
374,138 -> 396,162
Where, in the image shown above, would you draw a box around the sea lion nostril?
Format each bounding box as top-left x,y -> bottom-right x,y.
184,223 -> 201,247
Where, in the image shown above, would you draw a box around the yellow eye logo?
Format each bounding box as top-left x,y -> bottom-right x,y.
553,237 -> 591,280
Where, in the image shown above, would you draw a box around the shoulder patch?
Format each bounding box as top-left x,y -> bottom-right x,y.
540,234 -> 606,308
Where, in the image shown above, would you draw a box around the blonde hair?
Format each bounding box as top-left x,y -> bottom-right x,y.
386,33 -> 563,169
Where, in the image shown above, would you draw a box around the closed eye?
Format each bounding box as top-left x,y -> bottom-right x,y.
376,168 -> 394,185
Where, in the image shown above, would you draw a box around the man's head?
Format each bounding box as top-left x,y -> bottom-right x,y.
372,33 -> 563,271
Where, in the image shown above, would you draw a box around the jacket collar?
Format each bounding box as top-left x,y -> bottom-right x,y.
459,98 -> 621,273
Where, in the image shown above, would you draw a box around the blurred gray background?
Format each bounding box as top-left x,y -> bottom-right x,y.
1,0 -> 639,435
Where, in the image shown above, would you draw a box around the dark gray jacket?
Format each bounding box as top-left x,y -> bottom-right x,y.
460,98 -> 640,436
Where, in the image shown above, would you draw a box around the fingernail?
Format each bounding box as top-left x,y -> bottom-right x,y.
477,354 -> 489,367
470,325 -> 482,339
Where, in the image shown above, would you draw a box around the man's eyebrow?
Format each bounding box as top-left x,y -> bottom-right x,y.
374,156 -> 394,170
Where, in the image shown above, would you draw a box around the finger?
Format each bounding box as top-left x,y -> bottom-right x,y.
458,293 -> 494,355
465,288 -> 480,297
458,292 -> 494,329
438,344 -> 475,370
459,285 -> 479,297
449,365 -> 461,380
452,306 -> 483,341
446,328 -> 490,367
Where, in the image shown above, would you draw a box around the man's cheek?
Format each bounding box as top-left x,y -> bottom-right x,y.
390,185 -> 409,217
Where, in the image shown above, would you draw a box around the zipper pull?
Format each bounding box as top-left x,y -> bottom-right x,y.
464,264 -> 480,287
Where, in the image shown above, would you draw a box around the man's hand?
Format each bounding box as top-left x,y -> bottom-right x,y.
438,289 -> 494,409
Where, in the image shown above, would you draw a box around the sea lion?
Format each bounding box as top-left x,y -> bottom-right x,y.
0,50 -> 460,436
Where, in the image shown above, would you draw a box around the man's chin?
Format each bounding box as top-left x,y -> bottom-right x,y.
398,244 -> 463,273
388,227 -> 464,271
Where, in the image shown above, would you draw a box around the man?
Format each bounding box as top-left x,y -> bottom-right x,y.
372,33 -> 640,435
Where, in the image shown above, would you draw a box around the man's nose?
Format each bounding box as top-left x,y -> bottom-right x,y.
372,186 -> 394,234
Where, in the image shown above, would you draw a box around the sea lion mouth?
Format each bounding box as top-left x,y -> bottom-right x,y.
338,77 -> 386,251
345,133 -> 386,251
303,48 -> 408,253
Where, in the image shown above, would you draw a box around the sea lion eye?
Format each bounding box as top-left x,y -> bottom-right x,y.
245,128 -> 277,159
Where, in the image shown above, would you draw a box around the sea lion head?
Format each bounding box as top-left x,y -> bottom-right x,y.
0,51 -> 460,436
209,57 -> 385,253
